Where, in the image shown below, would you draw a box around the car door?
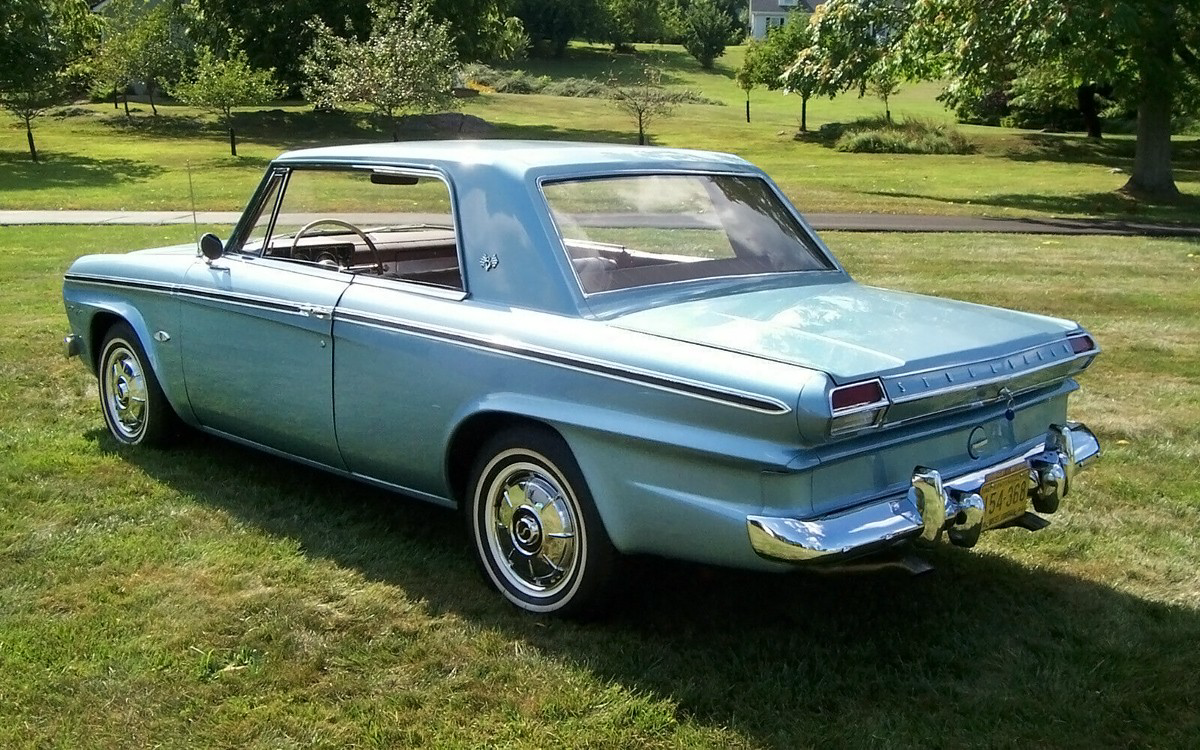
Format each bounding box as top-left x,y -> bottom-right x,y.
179,257 -> 350,468
177,168 -> 350,468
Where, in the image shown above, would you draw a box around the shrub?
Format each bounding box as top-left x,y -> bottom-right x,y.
829,117 -> 974,155
461,62 -> 723,105
542,77 -> 609,97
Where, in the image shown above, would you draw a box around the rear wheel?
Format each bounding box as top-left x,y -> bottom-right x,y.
97,322 -> 178,447
466,427 -> 616,616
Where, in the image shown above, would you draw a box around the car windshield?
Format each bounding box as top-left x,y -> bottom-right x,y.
543,173 -> 833,294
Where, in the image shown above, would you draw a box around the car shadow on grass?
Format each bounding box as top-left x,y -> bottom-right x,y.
106,430 -> 1200,748
0,151 -> 166,191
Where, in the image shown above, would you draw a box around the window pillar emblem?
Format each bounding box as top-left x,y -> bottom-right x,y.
479,254 -> 499,271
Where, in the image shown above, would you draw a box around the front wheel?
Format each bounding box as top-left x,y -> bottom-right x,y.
466,427 -> 617,616
97,322 -> 178,447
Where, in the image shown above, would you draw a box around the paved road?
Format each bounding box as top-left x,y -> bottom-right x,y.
2,209 -> 1199,237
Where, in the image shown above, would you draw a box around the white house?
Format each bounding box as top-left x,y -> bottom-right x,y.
748,0 -> 821,39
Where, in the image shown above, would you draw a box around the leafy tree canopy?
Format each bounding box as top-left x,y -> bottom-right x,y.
172,43 -> 280,155
596,0 -> 665,50
902,0 -> 1200,198
0,0 -> 98,161
680,0 -> 732,69
94,0 -> 189,114
301,0 -> 460,139
740,14 -> 823,130
192,0 -> 517,91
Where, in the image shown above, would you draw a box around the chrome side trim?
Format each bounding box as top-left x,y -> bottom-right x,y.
747,422 -> 1101,563
63,334 -> 81,358
336,309 -> 793,415
65,273 -> 793,415
65,273 -> 323,319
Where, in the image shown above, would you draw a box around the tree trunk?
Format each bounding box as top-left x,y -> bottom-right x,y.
637,121 -> 645,145
1077,83 -> 1102,138
113,88 -> 119,109
801,95 -> 809,132
148,82 -> 158,116
25,118 -> 38,163
745,94 -> 750,123
229,126 -> 237,156
1121,90 -> 1178,200
122,95 -> 130,117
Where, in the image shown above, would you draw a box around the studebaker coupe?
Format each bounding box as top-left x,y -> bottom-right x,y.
62,141 -> 1101,614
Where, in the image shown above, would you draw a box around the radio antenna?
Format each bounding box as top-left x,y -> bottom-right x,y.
186,159 -> 200,254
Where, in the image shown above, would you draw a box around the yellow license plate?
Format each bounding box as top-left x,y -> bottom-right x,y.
981,465 -> 1031,529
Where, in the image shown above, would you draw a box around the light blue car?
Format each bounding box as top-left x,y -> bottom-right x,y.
62,141 -> 1101,615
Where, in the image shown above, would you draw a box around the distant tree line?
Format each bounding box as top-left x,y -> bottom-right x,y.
0,0 -> 747,162
738,0 -> 1200,200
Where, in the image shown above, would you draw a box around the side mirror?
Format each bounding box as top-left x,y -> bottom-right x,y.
199,233 -> 224,261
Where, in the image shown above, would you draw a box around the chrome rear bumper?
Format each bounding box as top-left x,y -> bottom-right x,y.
747,423 -> 1101,563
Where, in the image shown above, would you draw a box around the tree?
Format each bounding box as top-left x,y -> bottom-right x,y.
740,13 -> 821,131
794,0 -> 910,101
301,1 -> 460,141
0,0 -> 98,162
513,0 -> 601,57
868,62 -> 902,124
661,0 -> 744,44
173,45 -> 280,156
904,0 -> 1200,199
597,0 -> 663,51
680,0 -> 732,69
191,0 -> 514,91
95,0 -> 188,116
609,65 -> 681,145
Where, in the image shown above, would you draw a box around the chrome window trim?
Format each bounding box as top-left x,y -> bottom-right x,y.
535,170 -> 843,298
253,161 -> 468,295
226,168 -> 289,257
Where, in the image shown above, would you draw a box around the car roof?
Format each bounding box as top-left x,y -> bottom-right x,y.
274,140 -> 755,180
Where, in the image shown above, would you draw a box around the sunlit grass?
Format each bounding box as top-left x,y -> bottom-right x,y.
1,225 -> 1198,747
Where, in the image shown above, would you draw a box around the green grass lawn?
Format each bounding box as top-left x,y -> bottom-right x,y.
2,225 -> 1197,748
2,43 -> 1198,221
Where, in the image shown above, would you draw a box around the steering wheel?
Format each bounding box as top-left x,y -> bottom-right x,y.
289,218 -> 383,274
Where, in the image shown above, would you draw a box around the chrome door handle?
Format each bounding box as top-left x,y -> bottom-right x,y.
297,304 -> 331,319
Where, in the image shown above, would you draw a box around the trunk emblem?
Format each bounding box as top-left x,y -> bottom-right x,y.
968,427 -> 990,459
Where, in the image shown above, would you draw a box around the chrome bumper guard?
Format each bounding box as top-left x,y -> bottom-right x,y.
63,334 -> 81,359
747,423 -> 1101,563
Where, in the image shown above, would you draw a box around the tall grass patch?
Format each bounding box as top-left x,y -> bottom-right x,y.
825,116 -> 975,155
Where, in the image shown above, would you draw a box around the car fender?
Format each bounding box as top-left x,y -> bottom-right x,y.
445,392 -> 797,569
69,293 -> 196,427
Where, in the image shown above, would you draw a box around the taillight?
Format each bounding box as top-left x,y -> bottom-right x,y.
831,380 -> 886,411
1068,334 -> 1095,354
829,379 -> 889,435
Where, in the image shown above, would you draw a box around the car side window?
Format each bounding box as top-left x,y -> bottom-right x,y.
239,175 -> 283,255
255,167 -> 463,290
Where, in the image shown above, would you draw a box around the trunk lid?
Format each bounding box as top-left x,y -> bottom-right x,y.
611,281 -> 1079,382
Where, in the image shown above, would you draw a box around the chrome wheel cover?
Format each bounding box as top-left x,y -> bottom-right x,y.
102,342 -> 148,441
482,458 -> 581,598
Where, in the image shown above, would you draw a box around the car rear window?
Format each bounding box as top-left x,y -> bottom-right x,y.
542,174 -> 833,294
